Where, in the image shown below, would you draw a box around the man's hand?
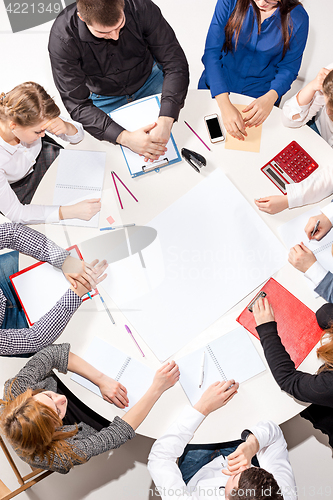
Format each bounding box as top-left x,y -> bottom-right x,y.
63,256 -> 108,291
148,116 -> 174,150
254,195 -> 289,214
288,242 -> 317,273
117,122 -> 167,161
43,117 -> 78,136
193,380 -> 239,417
253,297 -> 275,326
242,90 -> 278,127
304,214 -> 332,241
222,434 -> 259,476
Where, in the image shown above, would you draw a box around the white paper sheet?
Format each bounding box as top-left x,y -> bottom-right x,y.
110,96 -> 179,175
177,326 -> 266,406
53,150 -> 106,227
71,337 -> 155,411
278,205 -> 333,273
93,169 -> 287,361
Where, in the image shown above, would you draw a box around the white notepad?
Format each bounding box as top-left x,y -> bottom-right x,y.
71,337 -> 155,411
53,150 -> 106,227
278,205 -> 333,273
177,327 -> 266,406
110,96 -> 181,176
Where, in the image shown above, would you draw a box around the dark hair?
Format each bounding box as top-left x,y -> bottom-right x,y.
231,467 -> 283,499
0,82 -> 60,127
77,0 -> 125,27
322,70 -> 333,110
223,0 -> 302,58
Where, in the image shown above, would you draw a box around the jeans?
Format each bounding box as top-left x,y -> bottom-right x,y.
178,439 -> 260,485
307,117 -> 321,136
0,251 -> 28,330
90,62 -> 164,115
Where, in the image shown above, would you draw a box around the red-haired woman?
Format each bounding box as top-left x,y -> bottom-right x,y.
199,0 -> 308,140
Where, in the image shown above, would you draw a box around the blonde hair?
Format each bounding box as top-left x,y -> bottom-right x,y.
0,384 -> 86,470
0,82 -> 60,128
323,70 -> 333,110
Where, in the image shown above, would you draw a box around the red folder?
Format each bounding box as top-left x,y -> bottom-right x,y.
236,278 -> 323,368
10,245 -> 98,326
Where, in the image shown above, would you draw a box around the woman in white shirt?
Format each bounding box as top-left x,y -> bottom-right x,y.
254,65 -> 333,241
0,82 -> 101,225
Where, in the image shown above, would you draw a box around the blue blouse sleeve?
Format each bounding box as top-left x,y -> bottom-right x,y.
202,0 -> 236,97
269,5 -> 309,98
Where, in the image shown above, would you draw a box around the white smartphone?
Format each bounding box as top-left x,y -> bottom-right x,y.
204,114 -> 225,143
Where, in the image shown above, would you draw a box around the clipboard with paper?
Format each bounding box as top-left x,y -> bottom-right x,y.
110,96 -> 181,177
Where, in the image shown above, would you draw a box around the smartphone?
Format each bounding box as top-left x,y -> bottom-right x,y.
204,114 -> 225,143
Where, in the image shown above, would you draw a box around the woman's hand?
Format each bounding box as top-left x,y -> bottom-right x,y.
151,360 -> 180,395
216,93 -> 247,141
194,380 -> 239,417
62,256 -> 108,291
43,117 -> 78,136
222,434 -> 259,476
59,199 -> 101,221
304,214 -> 332,241
254,195 -> 289,214
242,90 -> 278,127
253,297 -> 275,326
98,373 -> 129,409
288,243 -> 316,273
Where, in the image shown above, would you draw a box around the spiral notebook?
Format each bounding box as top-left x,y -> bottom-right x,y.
53,149 -> 106,227
71,337 -> 155,411
177,327 -> 266,406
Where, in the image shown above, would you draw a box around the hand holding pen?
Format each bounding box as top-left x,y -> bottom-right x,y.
305,214 -> 333,241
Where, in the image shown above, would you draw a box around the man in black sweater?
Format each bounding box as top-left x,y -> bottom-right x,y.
49,0 -> 189,161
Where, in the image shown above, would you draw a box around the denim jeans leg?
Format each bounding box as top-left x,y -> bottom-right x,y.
90,93 -> 129,115
132,63 -> 164,101
0,251 -> 28,330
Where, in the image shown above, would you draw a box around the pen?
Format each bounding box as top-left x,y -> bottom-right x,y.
99,294 -> 115,325
310,219 -> 320,240
184,121 -> 211,152
199,351 -> 205,388
100,224 -> 135,231
125,324 -> 145,357
87,292 -> 92,299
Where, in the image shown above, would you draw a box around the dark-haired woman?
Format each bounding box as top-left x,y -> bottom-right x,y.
199,0 -> 309,140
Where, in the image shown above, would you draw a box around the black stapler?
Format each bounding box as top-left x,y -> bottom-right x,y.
181,148 -> 206,173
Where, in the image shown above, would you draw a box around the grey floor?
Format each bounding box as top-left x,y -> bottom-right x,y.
1,0 -> 333,498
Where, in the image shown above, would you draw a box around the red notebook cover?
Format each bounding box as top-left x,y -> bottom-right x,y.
236,278 -> 322,368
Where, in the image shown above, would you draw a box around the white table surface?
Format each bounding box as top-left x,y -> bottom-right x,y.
13,89 -> 333,442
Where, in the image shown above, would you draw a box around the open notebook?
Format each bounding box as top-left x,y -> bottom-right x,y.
71,337 -> 155,411
9,245 -> 96,326
110,96 -> 181,177
53,150 -> 106,227
177,327 -> 266,406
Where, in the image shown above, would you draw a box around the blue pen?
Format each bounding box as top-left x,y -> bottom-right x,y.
87,292 -> 92,300
100,224 -> 135,231
99,294 -> 115,325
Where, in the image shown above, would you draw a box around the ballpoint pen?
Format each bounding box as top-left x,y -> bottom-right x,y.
125,324 -> 145,357
310,219 -> 320,240
199,351 -> 205,388
100,224 -> 135,231
99,294 -> 115,325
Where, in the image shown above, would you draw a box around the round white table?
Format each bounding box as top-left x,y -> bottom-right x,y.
19,89 -> 333,442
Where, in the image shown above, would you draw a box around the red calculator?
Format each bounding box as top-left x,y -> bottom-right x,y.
261,141 -> 318,194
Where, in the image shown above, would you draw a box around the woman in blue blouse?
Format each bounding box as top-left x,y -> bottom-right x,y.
199,0 -> 309,140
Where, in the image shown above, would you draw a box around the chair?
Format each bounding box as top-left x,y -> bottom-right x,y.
0,436 -> 52,499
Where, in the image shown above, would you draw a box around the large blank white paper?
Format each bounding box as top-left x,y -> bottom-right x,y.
98,169 -> 287,361
177,326 -> 266,406
110,96 -> 179,175
278,206 -> 333,272
53,150 -> 106,227
71,337 -> 155,411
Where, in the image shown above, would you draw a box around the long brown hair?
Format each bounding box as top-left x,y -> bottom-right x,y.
0,82 -> 60,128
223,0 -> 302,58
317,326 -> 333,373
322,70 -> 333,110
0,385 -> 85,469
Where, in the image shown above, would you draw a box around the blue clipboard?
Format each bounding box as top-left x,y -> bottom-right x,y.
110,96 -> 182,178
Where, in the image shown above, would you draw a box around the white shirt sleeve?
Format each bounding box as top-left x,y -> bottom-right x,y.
250,421 -> 297,500
304,261 -> 328,287
282,92 -> 325,128
286,164 -> 333,209
0,170 -> 60,224
148,406 -> 205,500
55,115 -> 84,144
